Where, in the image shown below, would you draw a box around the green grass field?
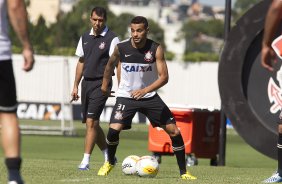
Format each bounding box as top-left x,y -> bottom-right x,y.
0,120 -> 277,184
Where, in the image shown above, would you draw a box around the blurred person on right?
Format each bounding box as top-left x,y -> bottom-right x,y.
261,0 -> 282,183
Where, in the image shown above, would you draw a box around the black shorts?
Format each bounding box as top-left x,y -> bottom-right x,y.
81,78 -> 112,123
110,94 -> 176,130
0,60 -> 17,113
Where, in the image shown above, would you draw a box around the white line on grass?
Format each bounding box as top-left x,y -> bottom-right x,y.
58,177 -> 96,182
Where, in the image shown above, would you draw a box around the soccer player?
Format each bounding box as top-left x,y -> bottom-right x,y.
261,0 -> 282,183
0,0 -> 35,183
98,16 -> 197,180
70,7 -> 119,171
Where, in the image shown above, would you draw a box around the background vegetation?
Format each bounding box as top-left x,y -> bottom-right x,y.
10,0 -> 262,61
10,0 -> 165,56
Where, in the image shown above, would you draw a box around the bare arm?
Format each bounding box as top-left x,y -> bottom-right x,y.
261,0 -> 282,71
71,57 -> 84,102
101,46 -> 120,96
7,0 -> 34,72
116,61 -> 121,85
131,45 -> 169,100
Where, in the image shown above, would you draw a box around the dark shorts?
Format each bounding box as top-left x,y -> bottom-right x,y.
0,60 -> 17,113
110,94 -> 176,130
81,78 -> 112,123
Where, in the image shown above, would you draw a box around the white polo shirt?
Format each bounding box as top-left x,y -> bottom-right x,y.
75,26 -> 120,58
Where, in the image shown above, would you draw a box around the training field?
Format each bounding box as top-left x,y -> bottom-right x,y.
0,120 -> 277,184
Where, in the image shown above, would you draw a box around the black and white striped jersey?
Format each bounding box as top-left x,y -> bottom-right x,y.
116,38 -> 160,98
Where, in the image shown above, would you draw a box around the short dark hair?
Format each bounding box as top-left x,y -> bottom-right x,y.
131,16 -> 148,29
91,7 -> 107,21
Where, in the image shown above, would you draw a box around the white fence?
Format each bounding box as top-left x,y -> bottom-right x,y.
12,54 -> 221,110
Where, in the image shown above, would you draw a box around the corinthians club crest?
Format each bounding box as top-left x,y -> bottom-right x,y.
114,111 -> 123,120
268,67 -> 282,119
99,42 -> 106,49
144,51 -> 153,62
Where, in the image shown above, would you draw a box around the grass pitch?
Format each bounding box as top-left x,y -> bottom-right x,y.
0,120 -> 277,184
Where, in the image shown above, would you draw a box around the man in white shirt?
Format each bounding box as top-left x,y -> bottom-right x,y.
71,6 -> 119,172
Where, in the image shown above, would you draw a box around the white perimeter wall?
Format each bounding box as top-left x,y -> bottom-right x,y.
12,55 -> 221,110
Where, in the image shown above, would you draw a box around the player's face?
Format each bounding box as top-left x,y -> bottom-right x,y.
130,23 -> 148,44
90,12 -> 105,35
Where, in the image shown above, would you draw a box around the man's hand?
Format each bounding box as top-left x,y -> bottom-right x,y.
261,45 -> 277,72
22,48 -> 34,72
70,87 -> 80,103
131,89 -> 147,100
101,85 -> 115,97
101,88 -> 115,97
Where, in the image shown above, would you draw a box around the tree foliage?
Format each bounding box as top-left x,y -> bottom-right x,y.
50,0 -> 109,49
181,19 -> 224,40
30,15 -> 52,54
180,19 -> 223,55
10,0 -> 253,61
108,13 -> 133,40
10,0 -> 165,56
147,19 -> 165,49
233,0 -> 261,22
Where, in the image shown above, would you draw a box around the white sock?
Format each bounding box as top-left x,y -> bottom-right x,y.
81,153 -> 90,164
102,149 -> 108,162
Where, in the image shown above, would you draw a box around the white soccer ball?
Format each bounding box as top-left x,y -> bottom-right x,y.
136,155 -> 159,178
121,155 -> 140,175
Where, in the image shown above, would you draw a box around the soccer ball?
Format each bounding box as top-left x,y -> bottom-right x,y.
136,156 -> 159,178
121,155 -> 140,175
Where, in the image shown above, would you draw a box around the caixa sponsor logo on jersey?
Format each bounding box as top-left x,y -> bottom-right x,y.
122,65 -> 152,72
17,102 -> 71,120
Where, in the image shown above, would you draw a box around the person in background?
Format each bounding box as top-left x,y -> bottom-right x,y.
261,0 -> 282,183
71,6 -> 119,172
0,0 -> 35,183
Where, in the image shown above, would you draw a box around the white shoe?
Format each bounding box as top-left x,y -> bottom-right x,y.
263,172 -> 282,183
8,181 -> 23,184
8,182 -> 18,184
78,163 -> 90,170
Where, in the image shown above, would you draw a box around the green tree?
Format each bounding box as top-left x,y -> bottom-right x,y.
11,0 -> 166,56
30,15 -> 52,54
233,0 -> 261,21
180,19 -> 223,54
50,1 -> 166,54
181,19 -> 224,40
25,0 -> 30,7
187,40 -> 213,52
50,0 -> 110,49
148,19 -> 166,49
108,13 -> 165,48
108,13 -> 134,40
